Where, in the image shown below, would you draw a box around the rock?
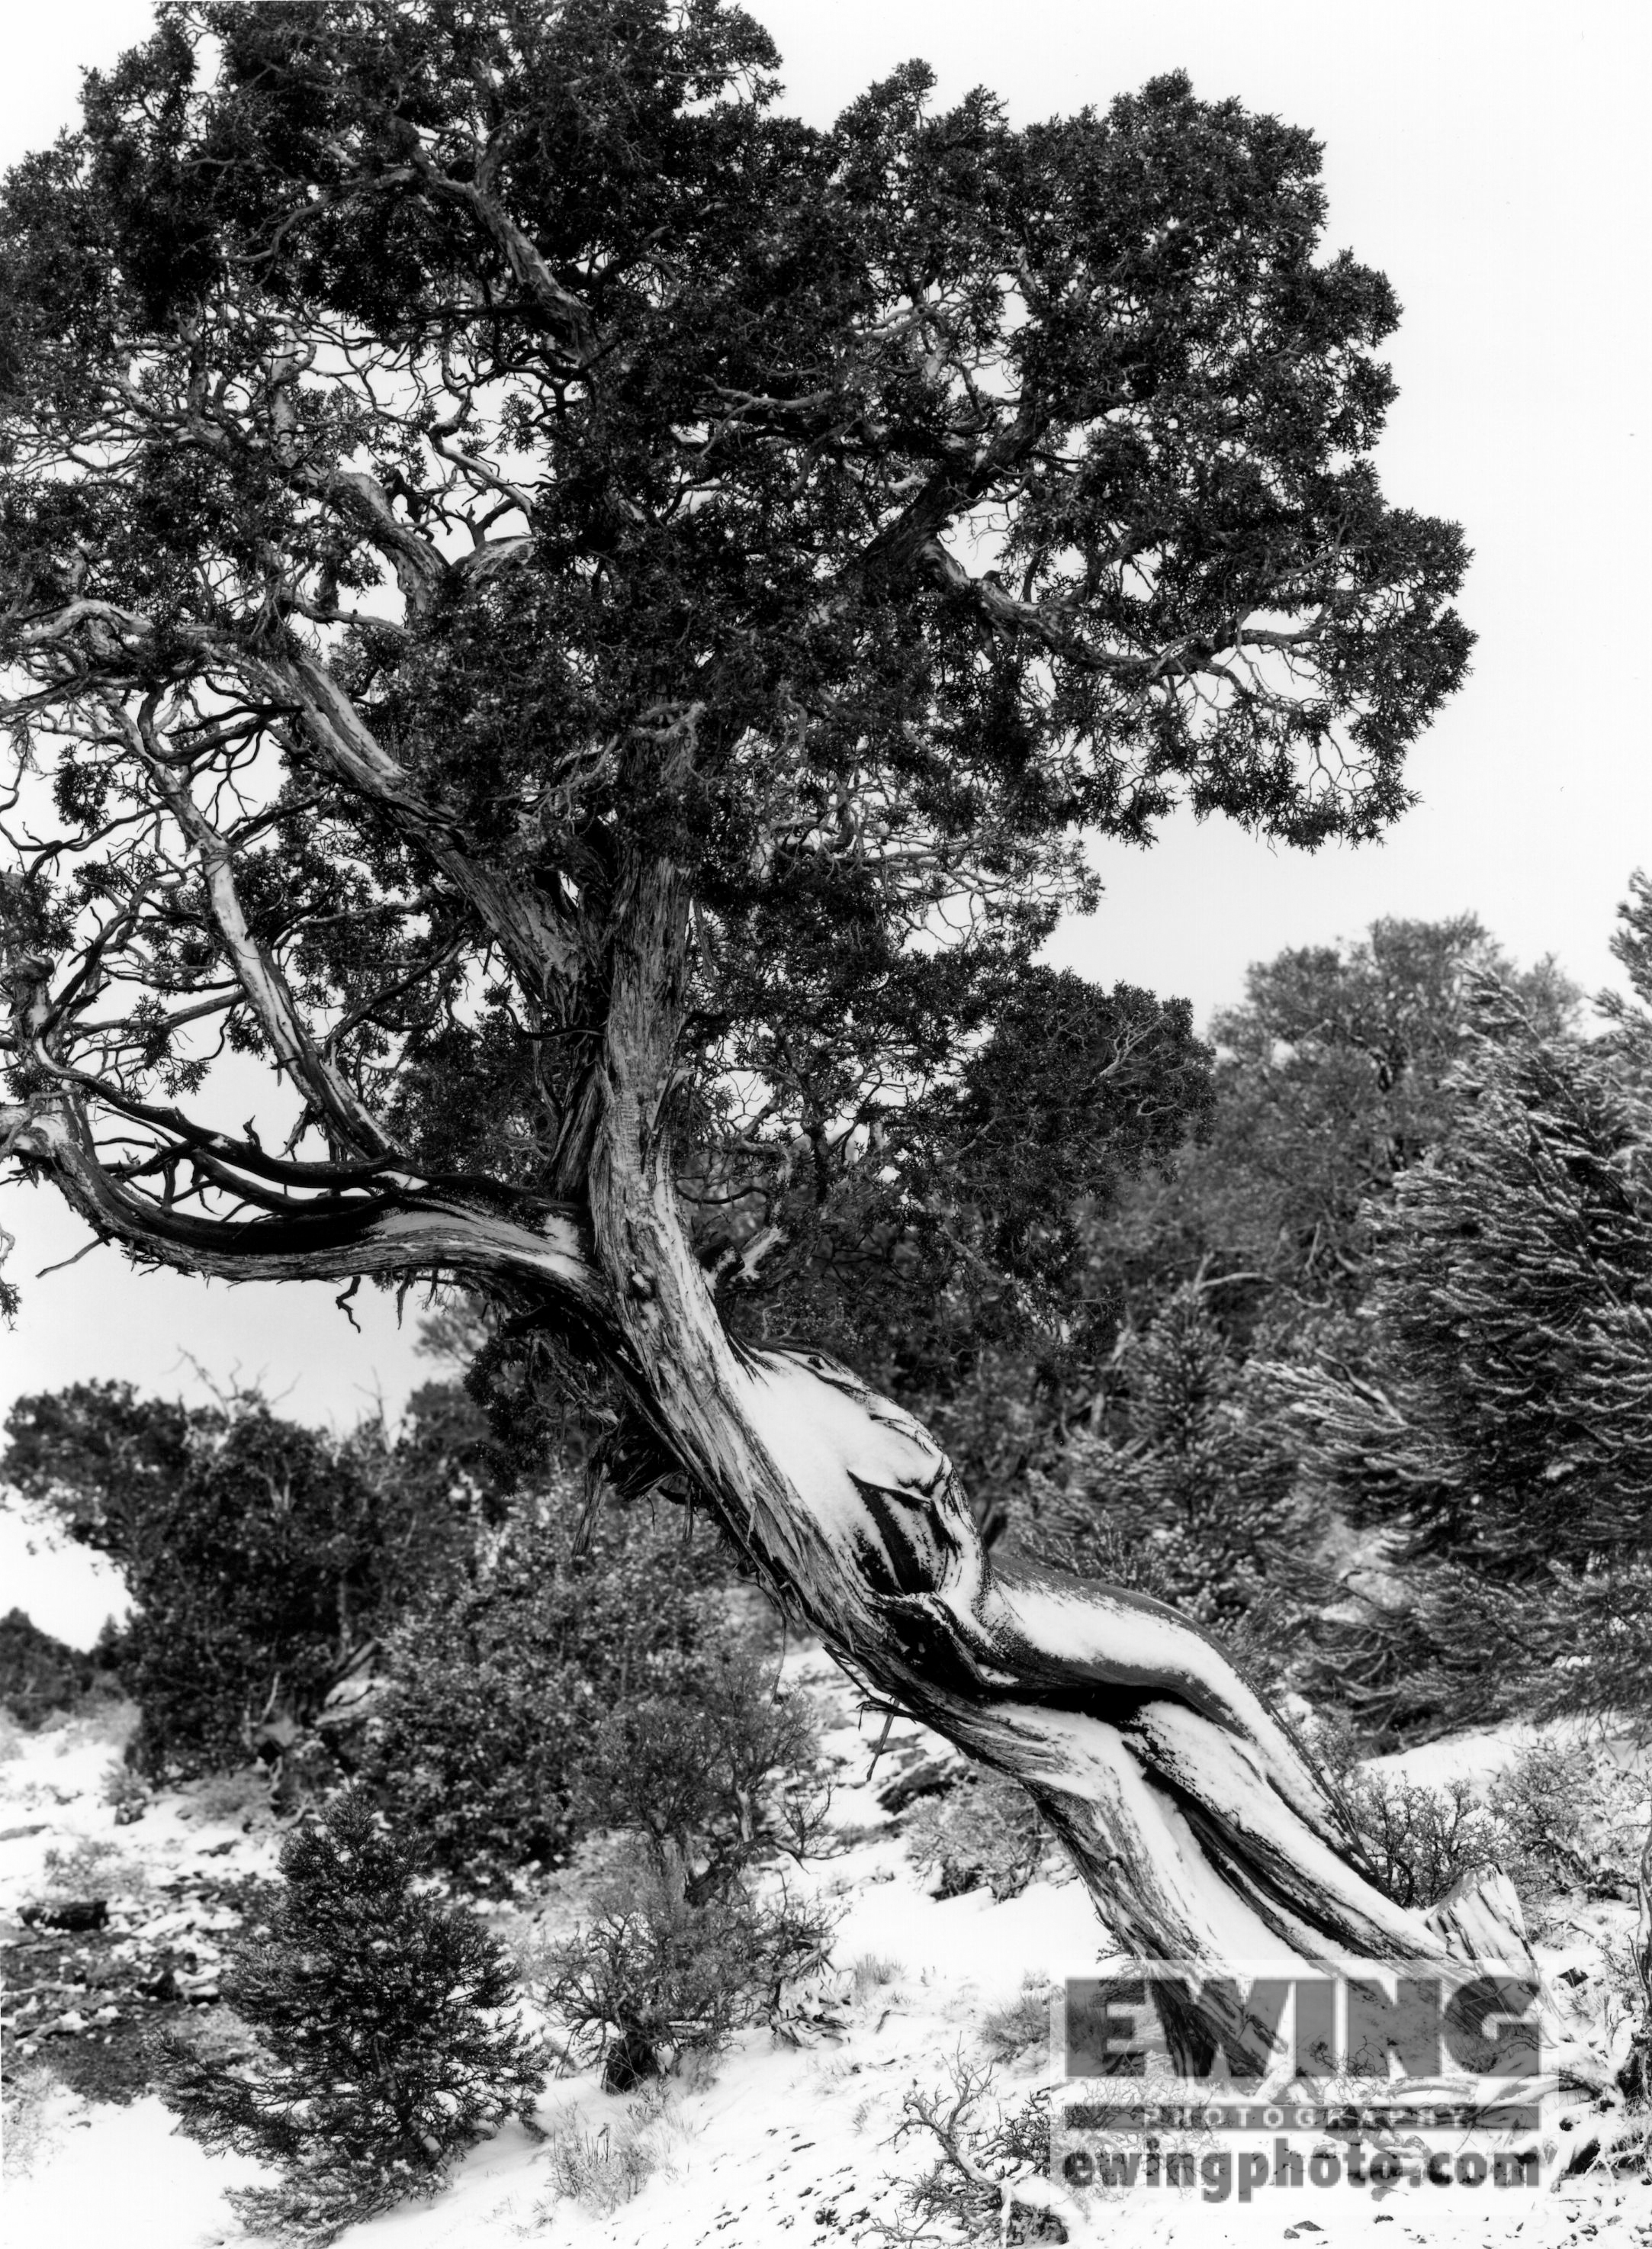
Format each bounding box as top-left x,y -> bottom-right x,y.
20,1898 -> 109,1934
876,1757 -> 959,1816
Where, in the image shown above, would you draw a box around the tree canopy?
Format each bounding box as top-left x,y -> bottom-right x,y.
0,2 -> 1491,1989
0,0 -> 1469,1358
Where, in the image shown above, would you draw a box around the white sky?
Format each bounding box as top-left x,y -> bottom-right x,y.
2,2 -> 1649,1636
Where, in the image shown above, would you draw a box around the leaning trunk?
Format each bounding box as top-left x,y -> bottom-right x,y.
583,867 -> 1597,2078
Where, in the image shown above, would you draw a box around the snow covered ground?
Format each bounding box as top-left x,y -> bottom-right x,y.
4,1646 -> 1650,2249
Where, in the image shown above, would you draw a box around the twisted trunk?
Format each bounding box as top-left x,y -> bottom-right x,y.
581,864 -> 1578,2037
1,857 -> 1609,2111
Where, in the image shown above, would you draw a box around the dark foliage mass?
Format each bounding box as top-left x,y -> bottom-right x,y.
1017,1285 -> 1303,1647
159,1787 -> 546,2243
0,1605 -> 103,1725
1101,914 -> 1579,1328
970,892 -> 1652,1746
0,0 -> 1467,1452
528,1636 -> 834,2090
362,1476 -> 744,1887
2,1379 -> 480,1775
1274,944 -> 1652,1736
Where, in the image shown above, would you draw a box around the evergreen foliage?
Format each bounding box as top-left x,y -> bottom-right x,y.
159,1787 -> 547,2242
1019,1286 -> 1303,1643
362,1480 -> 742,1889
1278,976 -> 1652,1732
2,1381 -> 477,1776
0,1606 -> 100,1726
570,1639 -> 824,1898
1098,915 -> 1579,1331
1281,988 -> 1652,1573
0,0 -> 1470,1485
904,1766 -> 1052,1902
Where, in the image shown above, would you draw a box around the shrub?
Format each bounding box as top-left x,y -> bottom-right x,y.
889,2059 -> 1065,2245
1339,1771 -> 1499,1913
525,1639 -> 832,2088
1279,983 -> 1652,1739
1486,1739 -> 1649,1909
1303,1717 -> 1500,1911
570,1644 -> 823,1895
1018,1291 -> 1306,1650
1303,1720 -> 1650,1928
537,2096 -> 664,2213
363,1483 -> 740,1889
905,1768 -> 1052,1902
1522,1559 -> 1652,1733
528,1845 -> 835,2091
158,1788 -> 547,2244
182,1766 -> 273,1829
850,1953 -> 903,2006
979,1979 -> 1056,2067
1307,1559 -> 1652,1746
31,1835 -> 147,1909
2,1384 -> 477,1779
0,1607 -> 98,1726
101,1759 -> 150,1825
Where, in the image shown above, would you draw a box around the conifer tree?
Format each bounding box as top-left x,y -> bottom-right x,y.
0,0 -> 1487,1996
1278,972 -> 1652,1731
1024,1285 -> 1302,1646
160,1788 -> 547,2242
1282,986 -> 1652,1575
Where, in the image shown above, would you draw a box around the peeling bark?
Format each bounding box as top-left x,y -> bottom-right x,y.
570,861 -> 1609,2130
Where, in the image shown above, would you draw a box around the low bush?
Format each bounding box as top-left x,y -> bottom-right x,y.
887,2058 -> 1065,2245
1306,1718 -> 1499,1911
979,1988 -> 1060,2069
101,1759 -> 149,1825
158,1788 -> 546,2244
363,1483 -> 741,1890
527,1845 -> 836,2091
978,1979 -> 1056,2068
29,1835 -> 147,1910
1304,1719 -> 1650,1929
1336,1772 -> 1499,1913
536,2095 -> 665,2214
850,1952 -> 903,2007
1486,1738 -> 1649,1909
905,1768 -> 1053,1903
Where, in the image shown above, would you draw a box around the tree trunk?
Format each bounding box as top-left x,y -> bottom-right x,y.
581,869 -> 1586,2030
1,865 -> 1611,2109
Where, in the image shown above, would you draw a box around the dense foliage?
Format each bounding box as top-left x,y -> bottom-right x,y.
2,1379 -> 478,1776
159,1787 -> 546,2241
1017,1285 -> 1303,1646
362,1478 -> 748,1887
0,1606 -> 102,1726
525,1637 -> 833,2089
1277,976 -> 1652,1733
0,1 -> 1469,1462
1098,914 -> 1578,1330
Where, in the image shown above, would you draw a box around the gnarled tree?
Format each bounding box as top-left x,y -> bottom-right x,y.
0,1 -> 1498,1993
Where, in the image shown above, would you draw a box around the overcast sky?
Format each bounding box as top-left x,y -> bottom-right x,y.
3,2 -> 1649,1634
